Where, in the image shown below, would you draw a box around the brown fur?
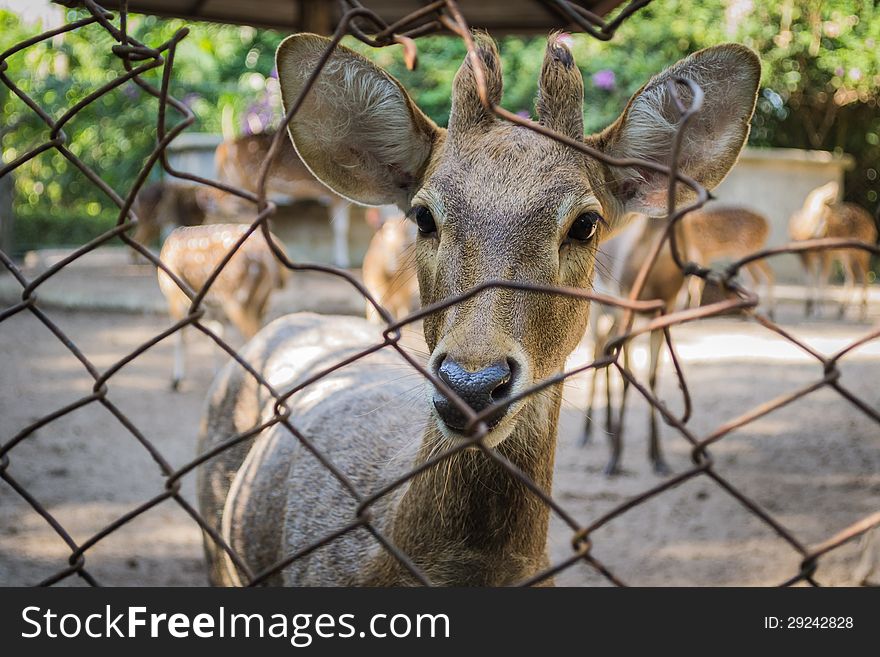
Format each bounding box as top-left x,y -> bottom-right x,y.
159,224 -> 287,389
216,131 -> 355,267
130,182 -> 230,252
215,131 -> 333,201
681,206 -> 775,312
362,215 -> 419,323
789,182 -> 877,318
586,207 -> 774,472
584,215 -> 683,473
197,34 -> 760,586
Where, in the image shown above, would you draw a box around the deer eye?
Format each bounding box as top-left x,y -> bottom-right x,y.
411,205 -> 437,236
567,211 -> 602,242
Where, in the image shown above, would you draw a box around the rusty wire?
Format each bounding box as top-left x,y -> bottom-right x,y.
1,0 -> 879,588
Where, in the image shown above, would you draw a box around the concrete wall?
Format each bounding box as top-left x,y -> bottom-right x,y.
710,147 -> 854,281
166,132 -> 222,181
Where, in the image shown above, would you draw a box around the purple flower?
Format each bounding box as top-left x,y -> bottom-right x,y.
182,92 -> 202,108
241,96 -> 280,135
516,109 -> 531,120
592,69 -> 616,91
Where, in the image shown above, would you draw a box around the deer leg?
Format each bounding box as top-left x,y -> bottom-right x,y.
647,328 -> 670,475
816,253 -> 832,318
330,201 -> 350,268
171,327 -> 185,391
580,365 -> 599,446
800,252 -> 815,317
604,344 -> 630,476
686,275 -> 703,310
604,360 -> 614,435
855,254 -> 870,321
200,319 -> 227,374
584,311 -> 614,446
854,528 -> 879,586
582,328 -> 606,446
762,260 -> 776,321
748,260 -> 775,320
838,255 -> 855,320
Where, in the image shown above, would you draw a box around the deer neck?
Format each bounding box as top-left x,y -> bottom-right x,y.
362,386 -> 562,586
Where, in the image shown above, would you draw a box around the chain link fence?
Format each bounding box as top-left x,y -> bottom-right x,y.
1,0 -> 878,587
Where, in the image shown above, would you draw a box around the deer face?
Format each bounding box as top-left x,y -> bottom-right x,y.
277,33 -> 759,446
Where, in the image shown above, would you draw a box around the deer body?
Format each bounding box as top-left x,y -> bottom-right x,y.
197,34 -> 760,585
159,223 -> 287,389
362,214 -> 418,322
199,313 -> 557,585
789,182 -> 877,318
584,206 -> 774,473
681,206 -> 775,314
584,215 -> 684,474
130,182 -> 223,254
216,131 -> 353,267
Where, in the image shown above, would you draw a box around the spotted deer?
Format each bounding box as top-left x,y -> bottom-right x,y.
197,34 -> 760,586
215,131 -> 354,267
789,181 -> 877,319
130,182 -> 225,254
362,209 -> 419,323
158,224 -> 287,390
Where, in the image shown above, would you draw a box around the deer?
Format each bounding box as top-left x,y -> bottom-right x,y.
215,130 -> 354,268
789,181 -> 877,319
362,208 -> 419,323
158,223 -> 287,390
582,206 -> 775,474
195,33 -> 760,586
129,181 -> 243,257
581,214 -> 683,475
680,206 -> 775,317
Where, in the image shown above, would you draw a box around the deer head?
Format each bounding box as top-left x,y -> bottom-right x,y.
791,180 -> 841,239
277,33 -> 759,448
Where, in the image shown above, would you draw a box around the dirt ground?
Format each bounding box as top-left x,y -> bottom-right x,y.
1,262 -> 879,586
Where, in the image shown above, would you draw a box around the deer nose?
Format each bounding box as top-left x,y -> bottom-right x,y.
432,357 -> 515,433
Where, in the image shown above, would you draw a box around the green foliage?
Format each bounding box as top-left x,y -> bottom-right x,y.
1,10 -> 285,252
738,0 -> 880,209
1,2 -> 878,254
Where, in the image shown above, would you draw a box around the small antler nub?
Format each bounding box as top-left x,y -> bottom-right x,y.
449,32 -> 503,138
536,33 -> 585,140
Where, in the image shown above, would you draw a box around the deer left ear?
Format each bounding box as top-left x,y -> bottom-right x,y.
594,44 -> 760,216
276,34 -> 441,208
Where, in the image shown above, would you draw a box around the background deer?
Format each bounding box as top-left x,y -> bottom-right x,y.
130,181 -> 225,254
789,181 -> 877,319
158,223 -> 287,390
362,209 -> 419,323
680,206 -> 775,316
215,131 -> 354,267
583,206 -> 773,474
582,214 -> 683,475
196,33 -> 760,586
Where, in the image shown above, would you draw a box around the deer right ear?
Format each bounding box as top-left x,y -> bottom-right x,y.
594,44 -> 760,217
276,34 -> 441,208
